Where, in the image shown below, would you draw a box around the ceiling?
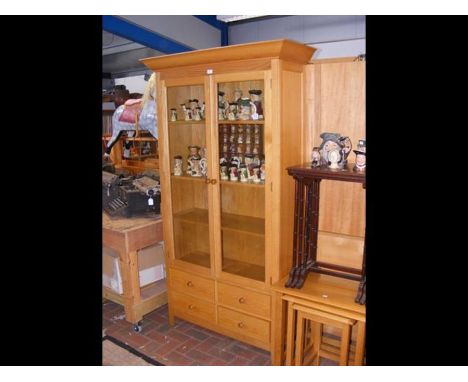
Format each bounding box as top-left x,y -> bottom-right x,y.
102,31 -> 162,77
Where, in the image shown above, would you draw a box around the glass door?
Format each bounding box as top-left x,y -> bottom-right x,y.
214,75 -> 266,283
166,82 -> 212,270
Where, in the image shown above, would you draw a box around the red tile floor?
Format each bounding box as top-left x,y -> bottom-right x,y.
103,301 -> 271,366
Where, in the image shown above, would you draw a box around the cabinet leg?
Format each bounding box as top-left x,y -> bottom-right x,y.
271,292 -> 285,366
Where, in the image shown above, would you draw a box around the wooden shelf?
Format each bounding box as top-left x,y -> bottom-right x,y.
169,120 -> 205,125
218,120 -> 264,125
174,208 -> 264,236
126,154 -> 157,160
220,179 -> 265,188
179,251 -> 211,268
222,258 -> 265,282
103,279 -> 167,304
171,174 -> 208,182
140,279 -> 167,301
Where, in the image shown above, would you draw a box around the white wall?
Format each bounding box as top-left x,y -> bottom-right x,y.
229,15 -> 365,59
114,75 -> 147,94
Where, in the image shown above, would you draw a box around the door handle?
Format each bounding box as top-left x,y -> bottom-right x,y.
210,179 -> 217,185
205,178 -> 211,184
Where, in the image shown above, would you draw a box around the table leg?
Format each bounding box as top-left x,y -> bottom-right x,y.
285,301 -> 296,366
295,311 -> 305,366
354,321 -> 366,365
119,250 -> 141,324
339,324 -> 351,366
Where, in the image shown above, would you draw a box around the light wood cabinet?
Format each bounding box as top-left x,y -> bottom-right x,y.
142,39 -> 316,351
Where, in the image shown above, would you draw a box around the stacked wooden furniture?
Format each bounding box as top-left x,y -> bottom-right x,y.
141,39 -> 316,351
272,273 -> 365,365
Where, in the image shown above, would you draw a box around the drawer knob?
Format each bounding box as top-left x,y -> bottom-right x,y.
238,297 -> 246,304
238,322 -> 245,328
188,304 -> 195,310
186,281 -> 194,287
205,178 -> 211,184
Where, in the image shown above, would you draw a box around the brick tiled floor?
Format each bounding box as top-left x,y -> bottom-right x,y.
102,301 -> 271,366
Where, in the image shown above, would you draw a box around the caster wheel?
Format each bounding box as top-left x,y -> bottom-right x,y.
133,323 -> 142,333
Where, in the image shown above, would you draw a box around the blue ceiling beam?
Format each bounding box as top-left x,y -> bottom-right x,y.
103,16 -> 194,54
193,15 -> 228,46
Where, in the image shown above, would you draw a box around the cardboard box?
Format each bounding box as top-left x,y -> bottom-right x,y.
102,242 -> 166,295
138,242 -> 166,287
102,247 -> 123,294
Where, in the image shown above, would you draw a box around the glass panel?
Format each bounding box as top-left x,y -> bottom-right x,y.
217,80 -> 265,282
167,85 -> 210,268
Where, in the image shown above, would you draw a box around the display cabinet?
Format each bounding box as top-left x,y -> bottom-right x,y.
142,39 -> 316,352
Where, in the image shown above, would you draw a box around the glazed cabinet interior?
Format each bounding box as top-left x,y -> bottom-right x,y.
143,40 -> 316,352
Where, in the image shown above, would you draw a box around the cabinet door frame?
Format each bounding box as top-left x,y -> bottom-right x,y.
210,70 -> 272,290
158,75 -> 216,278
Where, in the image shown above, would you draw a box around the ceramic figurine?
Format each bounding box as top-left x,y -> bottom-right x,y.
220,164 -> 229,180
223,134 -> 228,143
181,104 -> 192,121
187,145 -> 201,176
239,97 -> 256,120
199,147 -> 208,177
218,91 -> 229,121
237,131 -> 244,144
253,144 -> 260,154
200,102 -> 205,119
227,103 -> 238,120
239,164 -> 249,182
189,99 -> 199,112
230,156 -> 241,168
229,165 -> 238,181
222,142 -> 229,153
244,154 -> 254,168
245,143 -> 252,154
328,149 -> 341,169
249,89 -> 263,120
234,89 -> 243,105
353,139 -> 366,172
353,150 -> 366,172
222,125 -> 228,134
174,155 -> 183,176
254,125 -> 260,135
338,136 -> 353,167
260,163 -> 266,181
311,147 -> 321,168
191,157 -> 202,177
252,165 -> 261,183
170,108 -> 178,122
193,107 -> 202,121
253,154 -> 261,166
319,132 -> 352,169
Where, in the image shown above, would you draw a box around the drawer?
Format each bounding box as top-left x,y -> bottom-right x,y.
218,282 -> 271,319
172,290 -> 216,324
170,268 -> 215,301
218,306 -> 270,343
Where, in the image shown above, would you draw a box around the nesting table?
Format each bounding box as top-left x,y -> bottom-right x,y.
271,273 -> 365,365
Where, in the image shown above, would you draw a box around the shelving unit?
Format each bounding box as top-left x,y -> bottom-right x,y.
142,39 -> 316,353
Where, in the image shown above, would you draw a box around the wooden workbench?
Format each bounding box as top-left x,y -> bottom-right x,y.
102,213 -> 167,330
271,273 -> 365,365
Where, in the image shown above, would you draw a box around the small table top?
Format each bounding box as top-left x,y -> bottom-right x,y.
103,212 -> 162,233
272,273 -> 365,315
287,163 -> 365,184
